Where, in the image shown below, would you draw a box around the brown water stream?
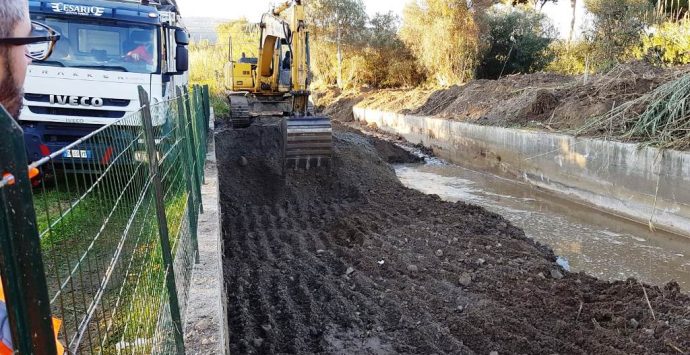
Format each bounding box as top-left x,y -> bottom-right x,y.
396,160 -> 690,292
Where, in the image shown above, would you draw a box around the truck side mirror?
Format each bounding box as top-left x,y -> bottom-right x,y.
176,46 -> 189,72
175,29 -> 189,45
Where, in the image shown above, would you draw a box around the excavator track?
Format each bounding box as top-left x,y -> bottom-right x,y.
228,94 -> 252,128
283,116 -> 332,170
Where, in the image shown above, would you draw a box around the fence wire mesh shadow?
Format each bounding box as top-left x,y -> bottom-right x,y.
0,84 -> 211,354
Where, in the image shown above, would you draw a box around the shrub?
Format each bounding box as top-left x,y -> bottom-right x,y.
547,40 -> 591,75
634,19 -> 690,65
400,0 -> 480,85
476,5 -> 557,79
585,0 -> 653,68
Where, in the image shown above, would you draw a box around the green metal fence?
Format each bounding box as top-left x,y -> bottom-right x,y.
0,84 -> 211,354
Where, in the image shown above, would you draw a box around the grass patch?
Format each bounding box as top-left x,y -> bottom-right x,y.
33,164 -> 193,352
210,93 -> 230,118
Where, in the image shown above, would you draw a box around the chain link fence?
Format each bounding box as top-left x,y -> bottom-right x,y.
0,84 -> 211,354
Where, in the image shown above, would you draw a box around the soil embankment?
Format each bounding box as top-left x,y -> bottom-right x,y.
216,119 -> 690,354
315,61 -> 690,133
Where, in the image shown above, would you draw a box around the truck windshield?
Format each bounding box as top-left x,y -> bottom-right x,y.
30,15 -> 159,74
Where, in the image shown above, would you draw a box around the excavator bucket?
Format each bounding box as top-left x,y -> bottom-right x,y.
283,116 -> 333,170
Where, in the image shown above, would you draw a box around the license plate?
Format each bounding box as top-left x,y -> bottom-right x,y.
63,149 -> 91,159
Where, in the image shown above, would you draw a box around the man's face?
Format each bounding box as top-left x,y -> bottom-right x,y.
0,12 -> 32,119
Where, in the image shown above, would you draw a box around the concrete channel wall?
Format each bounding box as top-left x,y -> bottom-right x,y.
353,107 -> 690,237
184,113 -> 230,354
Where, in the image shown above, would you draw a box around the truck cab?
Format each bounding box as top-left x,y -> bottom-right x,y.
22,0 -> 189,165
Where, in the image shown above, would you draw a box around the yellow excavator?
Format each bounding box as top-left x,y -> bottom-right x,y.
223,0 -> 332,169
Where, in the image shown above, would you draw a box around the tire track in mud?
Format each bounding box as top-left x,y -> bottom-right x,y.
217,121 -> 690,354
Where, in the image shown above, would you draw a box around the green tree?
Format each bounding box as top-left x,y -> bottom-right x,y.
400,0 -> 480,85
476,6 -> 557,79
307,0 -> 368,88
361,12 -> 424,87
585,0 -> 652,67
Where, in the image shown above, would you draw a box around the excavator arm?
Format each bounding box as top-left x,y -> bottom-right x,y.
225,0 -> 332,170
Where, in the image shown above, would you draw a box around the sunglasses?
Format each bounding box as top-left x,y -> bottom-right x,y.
0,21 -> 61,61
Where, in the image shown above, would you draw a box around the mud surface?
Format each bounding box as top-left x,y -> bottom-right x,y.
216,120 -> 690,354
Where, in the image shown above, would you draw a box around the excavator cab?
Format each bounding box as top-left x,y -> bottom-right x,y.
223,36 -> 256,92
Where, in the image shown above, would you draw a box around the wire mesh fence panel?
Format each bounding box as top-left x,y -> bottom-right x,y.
0,107 -> 59,354
6,85 -> 212,354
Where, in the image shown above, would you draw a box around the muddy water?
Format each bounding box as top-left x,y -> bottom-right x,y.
396,160 -> 690,291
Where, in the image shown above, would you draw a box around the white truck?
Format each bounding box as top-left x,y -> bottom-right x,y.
22,0 -> 189,166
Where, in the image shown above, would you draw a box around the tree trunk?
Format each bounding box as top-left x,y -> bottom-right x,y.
337,26 -> 343,88
568,0 -> 577,44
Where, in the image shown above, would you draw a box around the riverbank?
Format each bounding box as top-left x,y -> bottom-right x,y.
315,61 -> 690,148
216,118 -> 690,354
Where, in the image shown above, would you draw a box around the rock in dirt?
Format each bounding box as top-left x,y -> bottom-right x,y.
253,338 -> 264,348
550,269 -> 564,280
556,256 -> 571,271
628,318 -> 640,329
435,249 -> 444,257
407,264 -> 419,273
458,273 -> 472,287
238,156 -> 248,167
345,267 -> 355,276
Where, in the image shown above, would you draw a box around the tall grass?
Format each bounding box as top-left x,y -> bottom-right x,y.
189,41 -> 230,117
577,73 -> 690,149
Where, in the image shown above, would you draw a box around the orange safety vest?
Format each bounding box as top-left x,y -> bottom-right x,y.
0,278 -> 64,354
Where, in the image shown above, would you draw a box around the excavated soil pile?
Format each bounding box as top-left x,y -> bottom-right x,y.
321,61 -> 690,130
313,88 -> 368,123
216,121 -> 690,354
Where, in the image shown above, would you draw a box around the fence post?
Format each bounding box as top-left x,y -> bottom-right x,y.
137,87 -> 186,354
202,85 -> 210,130
176,87 -> 200,263
182,86 -> 204,214
0,108 -> 58,354
194,86 -> 207,184
192,85 -> 206,184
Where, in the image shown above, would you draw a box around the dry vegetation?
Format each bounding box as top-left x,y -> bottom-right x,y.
316,61 -> 690,148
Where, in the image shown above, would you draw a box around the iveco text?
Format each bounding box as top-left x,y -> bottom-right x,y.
49,95 -> 104,107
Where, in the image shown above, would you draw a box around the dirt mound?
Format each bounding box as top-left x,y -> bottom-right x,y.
411,85 -> 465,116
329,62 -> 690,130
216,122 -> 690,354
313,88 -> 367,122
552,61 -> 678,130
337,123 -> 424,164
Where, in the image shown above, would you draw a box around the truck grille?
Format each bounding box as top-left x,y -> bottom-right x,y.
24,93 -> 131,107
28,106 -> 126,118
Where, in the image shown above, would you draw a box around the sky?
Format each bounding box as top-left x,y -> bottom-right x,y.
176,0 -> 588,39
175,0 -> 407,19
